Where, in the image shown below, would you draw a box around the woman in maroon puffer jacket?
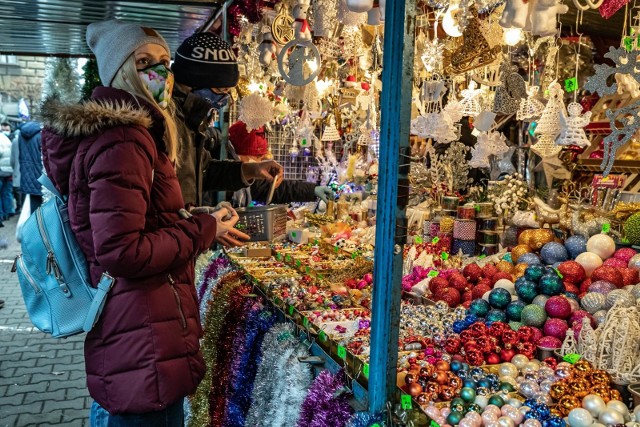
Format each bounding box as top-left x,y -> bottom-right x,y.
40,20 -> 248,426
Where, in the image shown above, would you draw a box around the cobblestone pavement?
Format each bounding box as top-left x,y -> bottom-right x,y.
0,215 -> 91,427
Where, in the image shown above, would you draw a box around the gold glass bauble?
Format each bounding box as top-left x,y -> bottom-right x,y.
549,381 -> 568,400
511,245 -> 532,263
530,229 -> 554,250
497,260 -> 514,273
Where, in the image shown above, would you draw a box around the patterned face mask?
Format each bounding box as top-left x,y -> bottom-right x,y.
137,63 -> 174,109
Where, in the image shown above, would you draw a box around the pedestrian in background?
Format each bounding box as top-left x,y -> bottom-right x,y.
0,130 -> 15,221
17,121 -> 42,214
10,128 -> 22,214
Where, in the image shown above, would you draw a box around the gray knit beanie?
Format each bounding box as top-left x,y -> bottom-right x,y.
86,19 -> 171,86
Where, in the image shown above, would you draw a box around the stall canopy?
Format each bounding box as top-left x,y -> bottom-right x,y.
0,0 -> 224,56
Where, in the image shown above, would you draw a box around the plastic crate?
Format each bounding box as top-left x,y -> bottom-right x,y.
236,205 -> 288,241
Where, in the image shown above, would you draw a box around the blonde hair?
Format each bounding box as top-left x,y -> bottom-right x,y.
111,54 -> 180,166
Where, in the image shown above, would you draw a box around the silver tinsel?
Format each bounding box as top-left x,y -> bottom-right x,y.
246,323 -> 312,427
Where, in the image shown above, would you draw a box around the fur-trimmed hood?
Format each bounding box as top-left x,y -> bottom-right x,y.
41,86 -> 165,196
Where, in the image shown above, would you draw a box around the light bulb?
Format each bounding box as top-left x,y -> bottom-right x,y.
306,59 -> 319,73
504,28 -> 522,46
248,81 -> 261,93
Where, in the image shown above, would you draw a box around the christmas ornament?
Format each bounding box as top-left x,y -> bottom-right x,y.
443,9 -> 501,74
489,288 -> 513,309
624,212 -> 640,245
277,39 -> 321,86
540,242 -> 569,265
556,102 -> 592,148
575,252 -> 603,277
493,63 -> 528,115
545,296 -> 572,319
517,85 -> 546,121
460,81 -> 483,117
271,4 -> 295,45
580,292 -> 606,314
565,235 -> 588,259
557,261 -> 586,284
543,318 -> 569,340
521,304 -> 547,327
538,274 -> 564,296
586,234 -> 616,260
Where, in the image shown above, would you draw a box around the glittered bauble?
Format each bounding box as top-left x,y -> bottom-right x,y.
543,318 -> 569,340
541,242 -> 569,265
624,212 -> 640,245
582,394 -> 607,417
589,280 -> 617,295
568,408 -> 595,427
473,283 -> 493,300
516,279 -> 539,303
575,252 -> 604,277
557,261 -> 586,284
587,234 -> 617,260
435,287 -> 462,307
603,257 -> 627,268
492,272 -> 515,285
506,300 -> 526,321
532,295 -> 550,308
543,416 -> 567,427
521,304 -> 547,327
569,310 -> 595,328
483,264 -> 500,279
469,299 -> 491,317
628,254 -> 640,271
618,267 -> 639,286
450,272 -> 471,292
605,289 -> 636,308
565,235 -> 588,259
513,245 -> 533,263
519,253 -> 543,265
538,336 -> 562,348
591,266 -> 624,288
495,279 -> 517,295
545,295 -> 572,319
525,265 -> 546,282
580,292 -> 606,314
490,288 -> 513,309
497,260 -> 515,273
530,229 -> 556,250
509,321 -> 523,330
464,263 -> 484,282
538,274 -> 564,296
593,310 -> 608,325
614,247 -> 637,263
632,283 -> 640,298
487,309 -> 509,324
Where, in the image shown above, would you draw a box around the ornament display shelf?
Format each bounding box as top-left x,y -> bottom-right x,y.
226,252 -> 372,411
575,159 -> 640,174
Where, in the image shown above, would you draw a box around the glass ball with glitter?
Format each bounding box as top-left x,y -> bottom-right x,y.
489,288 -> 512,309
537,274 -> 564,296
540,243 -> 569,265
521,304 -> 547,327
519,253 -> 542,265
506,300 -> 526,321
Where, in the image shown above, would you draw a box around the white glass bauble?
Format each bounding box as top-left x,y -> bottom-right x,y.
582,394 -> 607,417
586,234 -> 616,260
575,252 -> 604,277
346,0 -> 373,13
568,408 -> 594,427
600,408 -> 626,425
499,363 -> 519,378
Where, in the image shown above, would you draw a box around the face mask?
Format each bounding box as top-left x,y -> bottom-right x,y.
137,63 -> 174,109
192,88 -> 230,110
1,131 -> 9,137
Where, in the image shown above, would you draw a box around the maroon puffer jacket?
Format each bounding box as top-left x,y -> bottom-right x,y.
41,87 -> 217,414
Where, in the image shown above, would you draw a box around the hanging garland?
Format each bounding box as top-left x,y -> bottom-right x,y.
296,369 -> 354,427
228,0 -> 267,36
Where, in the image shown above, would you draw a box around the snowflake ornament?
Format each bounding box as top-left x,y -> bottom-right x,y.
584,46 -> 640,96
517,85 -> 545,121
556,102 -> 592,148
238,93 -> 274,130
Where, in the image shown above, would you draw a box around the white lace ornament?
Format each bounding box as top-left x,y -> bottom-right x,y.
517,85 -> 545,120
469,131 -> 509,168
531,134 -> 562,158
460,81 -> 483,117
556,102 -> 592,148
493,63 -> 528,115
239,93 -> 275,131
321,118 -> 341,142
534,81 -> 566,137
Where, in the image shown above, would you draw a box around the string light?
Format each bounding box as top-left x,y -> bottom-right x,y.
503,27 -> 523,46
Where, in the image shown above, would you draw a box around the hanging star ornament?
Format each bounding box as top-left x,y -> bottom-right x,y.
534,153 -> 571,188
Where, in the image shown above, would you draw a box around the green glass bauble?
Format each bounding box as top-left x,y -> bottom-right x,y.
460,387 -> 477,402
505,300 -> 526,321
515,279 -> 538,303
524,265 -> 545,282
447,411 -> 464,425
499,382 -> 516,392
537,274 -> 564,296
488,395 -> 505,407
520,304 -> 547,327
489,288 -> 512,309
486,309 -> 508,323
468,299 -> 490,317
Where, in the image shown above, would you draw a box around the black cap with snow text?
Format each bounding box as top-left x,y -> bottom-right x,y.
172,32 -> 240,89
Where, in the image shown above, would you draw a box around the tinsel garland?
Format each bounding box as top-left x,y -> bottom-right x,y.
198,256 -> 237,322
223,304 -> 278,427
188,271 -> 246,427
245,323 -> 312,427
227,0 -> 266,36
296,370 -> 354,427
346,412 -> 387,427
208,284 -> 254,426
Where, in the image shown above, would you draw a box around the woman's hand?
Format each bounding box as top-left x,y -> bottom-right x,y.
210,207 -> 250,247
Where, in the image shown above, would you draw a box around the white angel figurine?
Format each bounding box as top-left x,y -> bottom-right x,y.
556,102 -> 592,148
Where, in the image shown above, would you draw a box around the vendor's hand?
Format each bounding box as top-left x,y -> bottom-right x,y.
241,160 -> 284,188
314,186 -> 335,203
210,207 -> 250,247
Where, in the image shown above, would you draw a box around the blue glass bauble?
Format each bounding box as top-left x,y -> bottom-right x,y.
519,253 -> 542,265
541,242 -> 569,265
506,300 -> 526,321
565,235 -> 587,259
486,309 -> 508,323
543,416 -> 566,427
537,273 -> 564,296
450,360 -> 463,372
515,279 -> 538,303
525,409 -> 543,420
469,299 -> 491,317
470,367 -> 485,380
537,404 -> 551,419
524,264 -> 545,281
489,288 -> 512,309
460,387 -> 477,402
453,320 -> 467,333
477,378 -> 491,389
465,314 -> 479,325
463,379 -> 477,389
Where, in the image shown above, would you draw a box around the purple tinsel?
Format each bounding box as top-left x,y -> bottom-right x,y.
198,256 -> 232,302
223,305 -> 277,427
296,370 -> 354,427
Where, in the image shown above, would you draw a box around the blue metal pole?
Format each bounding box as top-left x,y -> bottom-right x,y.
368,0 -> 416,414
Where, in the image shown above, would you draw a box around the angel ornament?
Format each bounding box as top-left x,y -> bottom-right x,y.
556,102 -> 592,148
460,80 -> 483,117
517,85 -> 545,120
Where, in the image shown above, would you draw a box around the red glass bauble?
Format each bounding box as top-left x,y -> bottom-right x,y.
591,265 -> 624,288
603,257 -> 627,268
619,267 -> 639,286
462,291 -> 473,302
564,283 -> 580,294
463,263 -> 483,283
486,352 -> 501,364
500,348 -> 516,362
557,261 -> 586,284
614,248 -> 637,263
579,278 -> 592,294
472,283 -> 492,299
482,264 -> 499,279
434,287 -> 461,307
449,273 -> 470,292
429,276 -> 450,294
545,295 -> 573,319
462,300 -> 472,309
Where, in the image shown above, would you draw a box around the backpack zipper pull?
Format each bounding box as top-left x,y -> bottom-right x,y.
11,256 -> 18,273
46,252 -> 54,275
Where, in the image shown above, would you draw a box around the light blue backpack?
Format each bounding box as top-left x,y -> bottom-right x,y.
13,175 -> 114,338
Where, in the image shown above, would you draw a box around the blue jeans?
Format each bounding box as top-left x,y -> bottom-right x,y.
90,399 -> 184,427
0,177 -> 14,217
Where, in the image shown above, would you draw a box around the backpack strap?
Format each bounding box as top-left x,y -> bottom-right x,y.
38,175 -> 63,201
82,273 -> 115,333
